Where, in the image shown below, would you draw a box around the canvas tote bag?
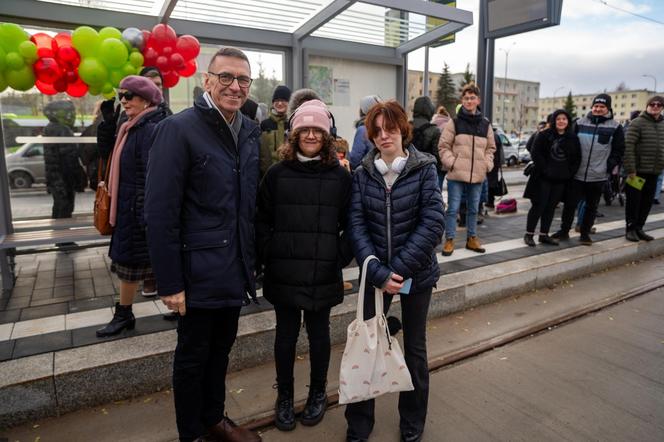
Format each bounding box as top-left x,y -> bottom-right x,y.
338,255 -> 414,404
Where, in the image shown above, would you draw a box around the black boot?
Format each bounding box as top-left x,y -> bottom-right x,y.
523,233 -> 536,247
625,230 -> 639,242
538,234 -> 559,245
274,383 -> 296,431
96,303 -> 135,337
636,229 -> 654,241
301,382 -> 328,426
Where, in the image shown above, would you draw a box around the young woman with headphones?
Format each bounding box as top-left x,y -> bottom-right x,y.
256,99 -> 353,431
345,100 -> 445,442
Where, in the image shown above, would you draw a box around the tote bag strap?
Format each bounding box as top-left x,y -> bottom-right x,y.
357,255 -> 379,322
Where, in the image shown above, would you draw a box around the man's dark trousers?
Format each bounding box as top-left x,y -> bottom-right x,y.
345,288 -> 432,439
625,173 -> 659,232
173,306 -> 241,442
560,179 -> 605,235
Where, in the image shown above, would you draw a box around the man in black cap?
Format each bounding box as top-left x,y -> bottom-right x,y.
259,85 -> 291,176
552,93 -> 625,245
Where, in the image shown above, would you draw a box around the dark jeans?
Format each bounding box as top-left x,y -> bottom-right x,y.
625,173 -> 659,231
345,288 -> 432,439
559,179 -> 604,235
173,306 -> 241,442
274,303 -> 332,388
526,178 -> 565,234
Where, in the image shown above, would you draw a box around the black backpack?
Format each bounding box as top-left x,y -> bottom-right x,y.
411,122 -> 436,152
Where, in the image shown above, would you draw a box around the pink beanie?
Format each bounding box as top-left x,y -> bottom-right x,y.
290,99 -> 331,134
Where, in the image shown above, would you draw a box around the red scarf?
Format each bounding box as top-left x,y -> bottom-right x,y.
107,106 -> 156,226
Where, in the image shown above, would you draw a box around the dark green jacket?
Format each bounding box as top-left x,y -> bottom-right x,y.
259,110 -> 288,176
624,111 -> 664,175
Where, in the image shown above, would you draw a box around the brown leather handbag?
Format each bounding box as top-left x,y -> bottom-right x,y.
94,157 -> 113,236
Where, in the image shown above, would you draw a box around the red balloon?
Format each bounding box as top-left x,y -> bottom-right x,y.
31,33 -> 54,58
162,70 -> 179,88
163,46 -> 173,56
142,30 -> 152,45
65,70 -> 78,83
156,55 -> 169,71
34,58 -> 62,84
53,77 -> 68,93
176,35 -> 200,60
169,53 -> 185,70
177,59 -> 197,77
36,80 -> 58,95
66,78 -> 88,97
144,47 -> 159,66
150,24 -> 177,51
52,33 -> 72,51
57,46 -> 80,65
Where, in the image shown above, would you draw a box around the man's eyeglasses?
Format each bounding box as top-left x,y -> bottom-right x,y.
118,91 -> 138,101
649,102 -> 663,108
207,72 -> 253,88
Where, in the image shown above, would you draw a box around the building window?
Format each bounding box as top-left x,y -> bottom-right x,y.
632,94 -> 637,98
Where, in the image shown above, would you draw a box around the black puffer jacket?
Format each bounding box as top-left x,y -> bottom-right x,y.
411,96 -> 443,172
256,159 -> 353,311
350,146 -> 445,294
109,106 -> 170,265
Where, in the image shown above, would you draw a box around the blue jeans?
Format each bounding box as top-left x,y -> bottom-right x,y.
445,180 -> 482,239
655,171 -> 664,201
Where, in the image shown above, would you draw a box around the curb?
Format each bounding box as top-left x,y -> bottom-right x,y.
2,229 -> 664,428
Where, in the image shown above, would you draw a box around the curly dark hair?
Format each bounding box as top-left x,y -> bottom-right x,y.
278,128 -> 338,165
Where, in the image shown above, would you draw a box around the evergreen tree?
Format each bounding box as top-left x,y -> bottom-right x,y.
459,63 -> 474,95
251,62 -> 280,106
563,91 -> 577,119
436,63 -> 458,116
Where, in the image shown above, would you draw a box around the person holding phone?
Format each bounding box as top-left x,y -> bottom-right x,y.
345,100 -> 445,442
623,95 -> 664,242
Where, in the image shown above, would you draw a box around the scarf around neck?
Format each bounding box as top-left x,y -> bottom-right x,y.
107,105 -> 157,226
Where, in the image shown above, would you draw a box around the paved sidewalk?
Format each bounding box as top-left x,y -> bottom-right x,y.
4,254 -> 664,441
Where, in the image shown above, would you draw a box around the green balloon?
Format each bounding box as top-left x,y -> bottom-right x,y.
99,27 -> 122,41
0,23 -> 28,52
5,52 -> 24,70
0,47 -> 6,71
88,84 -> 102,96
122,62 -> 136,76
5,65 -> 35,91
109,69 -> 124,88
18,41 -> 37,63
128,51 -> 144,68
72,26 -> 101,58
78,57 -> 108,87
0,72 -> 7,93
99,38 -> 128,69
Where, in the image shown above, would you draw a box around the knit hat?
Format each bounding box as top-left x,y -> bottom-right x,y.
592,93 -> 612,109
272,85 -> 291,103
646,95 -> 664,107
240,98 -> 258,120
290,99 -> 331,134
359,95 -> 381,116
288,88 -> 320,117
139,66 -> 164,84
119,75 -> 163,105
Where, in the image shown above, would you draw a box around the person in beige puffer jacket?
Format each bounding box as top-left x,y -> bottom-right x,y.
438,83 -> 496,256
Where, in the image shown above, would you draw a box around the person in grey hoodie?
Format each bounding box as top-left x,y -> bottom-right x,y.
410,96 -> 444,188
551,94 -> 624,245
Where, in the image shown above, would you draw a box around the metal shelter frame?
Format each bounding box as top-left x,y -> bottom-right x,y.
0,0 -> 472,289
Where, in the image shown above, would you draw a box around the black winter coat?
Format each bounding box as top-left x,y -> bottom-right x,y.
109,107 -> 169,266
524,128 -> 581,200
350,146 -> 445,294
256,159 -> 353,311
145,96 -> 261,308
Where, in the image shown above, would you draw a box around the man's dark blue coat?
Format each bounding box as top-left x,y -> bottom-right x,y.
145,96 -> 261,308
349,146 -> 445,294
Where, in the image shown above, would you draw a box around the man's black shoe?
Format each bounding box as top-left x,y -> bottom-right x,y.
523,233 -> 536,247
538,234 -> 559,245
551,230 -> 570,241
625,230 -> 639,242
346,437 -> 368,442
636,229 -> 654,241
401,431 -> 424,442
579,234 -> 593,246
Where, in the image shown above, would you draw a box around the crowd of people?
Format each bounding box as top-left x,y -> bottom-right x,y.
28,43 -> 663,442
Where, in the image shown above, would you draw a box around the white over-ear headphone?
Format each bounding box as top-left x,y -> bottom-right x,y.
374,155 -> 407,175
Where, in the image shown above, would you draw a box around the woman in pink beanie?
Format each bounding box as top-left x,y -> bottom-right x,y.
256,99 -> 353,431
96,76 -> 170,337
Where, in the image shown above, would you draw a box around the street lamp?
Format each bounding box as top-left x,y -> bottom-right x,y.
499,42 -> 515,132
553,86 -> 565,106
642,74 -> 657,93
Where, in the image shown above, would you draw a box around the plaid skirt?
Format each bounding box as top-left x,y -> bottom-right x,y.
111,261 -> 154,282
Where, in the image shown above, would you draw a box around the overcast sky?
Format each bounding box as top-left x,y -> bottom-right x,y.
408,0 -> 664,97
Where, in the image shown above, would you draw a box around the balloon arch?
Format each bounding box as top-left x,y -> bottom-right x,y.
0,22 -> 200,98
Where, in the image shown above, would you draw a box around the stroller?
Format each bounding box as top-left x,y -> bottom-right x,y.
603,164 -> 626,207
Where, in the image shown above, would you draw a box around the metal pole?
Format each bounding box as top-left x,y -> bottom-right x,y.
642,74 -> 657,93
423,46 -> 429,98
0,100 -> 15,290
501,49 -> 508,131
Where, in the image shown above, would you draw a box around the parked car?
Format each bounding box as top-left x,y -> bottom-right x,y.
5,142 -> 45,189
493,127 -> 518,166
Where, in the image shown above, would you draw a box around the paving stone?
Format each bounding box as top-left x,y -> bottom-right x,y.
74,270 -> 92,280
53,285 -> 74,298
12,330 -> 72,358
94,284 -> 117,297
65,308 -> 113,330
68,297 -> 113,313
20,303 -> 69,321
11,315 -> 65,339
30,296 -> 73,307
5,296 -> 30,310
74,279 -> 95,297
14,276 -> 36,287
0,310 -> 20,325
54,276 -> 73,287
0,340 -> 15,361
9,286 -> 33,298
31,287 -> 53,300
0,323 -> 13,341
